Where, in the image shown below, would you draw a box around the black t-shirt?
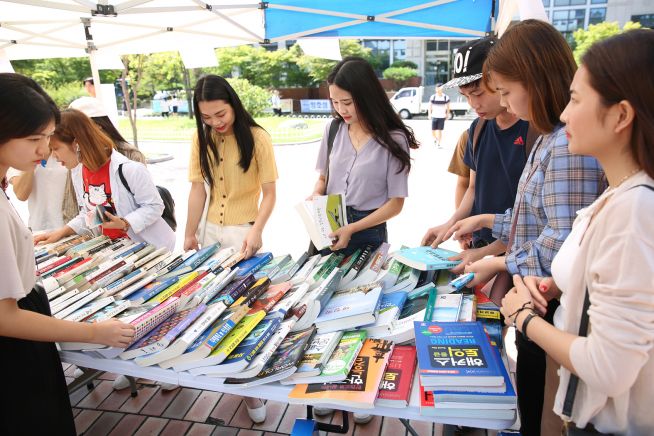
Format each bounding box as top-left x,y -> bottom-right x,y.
463,118 -> 530,244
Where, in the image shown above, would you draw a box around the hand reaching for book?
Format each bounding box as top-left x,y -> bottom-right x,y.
421,220 -> 454,247
329,225 -> 353,251
91,319 -> 135,348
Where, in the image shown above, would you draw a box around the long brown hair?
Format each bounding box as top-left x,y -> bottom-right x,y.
53,109 -> 114,171
581,29 -> 654,179
483,19 -> 576,134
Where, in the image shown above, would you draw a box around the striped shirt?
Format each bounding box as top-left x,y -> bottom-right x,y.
492,125 -> 606,277
188,127 -> 278,226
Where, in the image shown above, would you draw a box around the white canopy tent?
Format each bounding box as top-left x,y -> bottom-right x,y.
0,0 -> 265,100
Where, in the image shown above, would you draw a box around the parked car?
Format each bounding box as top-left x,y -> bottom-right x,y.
390,86 -> 470,120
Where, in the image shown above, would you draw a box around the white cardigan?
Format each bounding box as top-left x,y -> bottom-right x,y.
552,171 -> 654,435
67,150 -> 176,251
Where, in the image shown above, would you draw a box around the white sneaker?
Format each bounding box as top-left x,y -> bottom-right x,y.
353,413 -> 373,425
312,407 -> 334,416
73,367 -> 84,379
246,399 -> 266,424
112,375 -> 130,390
159,382 -> 179,391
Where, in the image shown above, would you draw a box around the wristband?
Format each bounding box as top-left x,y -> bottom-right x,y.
521,311 -> 539,341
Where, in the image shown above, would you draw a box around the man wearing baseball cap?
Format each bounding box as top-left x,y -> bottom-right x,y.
422,36 -> 535,270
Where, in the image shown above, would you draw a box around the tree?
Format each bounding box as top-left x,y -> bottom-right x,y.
295,40 -> 373,85
226,78 -> 271,117
573,21 -> 641,65
120,54 -> 146,147
383,66 -> 418,89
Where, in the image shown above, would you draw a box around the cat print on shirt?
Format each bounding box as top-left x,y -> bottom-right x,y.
84,183 -> 109,208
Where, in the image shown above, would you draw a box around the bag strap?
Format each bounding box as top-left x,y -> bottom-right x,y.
630,184 -> 654,193
117,163 -> 134,196
562,288 -> 592,418
525,125 -> 539,158
324,118 -> 342,187
471,118 -> 486,161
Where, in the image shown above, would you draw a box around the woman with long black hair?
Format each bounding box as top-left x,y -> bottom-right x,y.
309,56 -> 417,258
183,75 -> 277,423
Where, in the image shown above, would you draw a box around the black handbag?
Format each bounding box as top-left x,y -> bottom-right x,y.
307,119 -> 342,256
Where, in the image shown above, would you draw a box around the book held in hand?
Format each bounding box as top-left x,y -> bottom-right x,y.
295,193 -> 348,250
394,246 -> 461,271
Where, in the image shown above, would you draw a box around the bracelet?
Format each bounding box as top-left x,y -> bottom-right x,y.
521,311 -> 539,341
508,301 -> 533,321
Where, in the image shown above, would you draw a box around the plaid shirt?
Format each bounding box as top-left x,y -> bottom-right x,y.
492,126 -> 606,277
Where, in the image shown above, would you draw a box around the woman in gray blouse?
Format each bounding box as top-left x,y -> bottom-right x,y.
310,57 -> 418,257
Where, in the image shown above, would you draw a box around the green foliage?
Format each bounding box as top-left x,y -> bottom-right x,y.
295,40 -> 372,85
390,60 -> 418,69
43,82 -> 86,108
12,57 -> 91,88
382,66 -> 418,81
573,21 -> 642,65
140,52 -> 185,95
227,78 -> 271,117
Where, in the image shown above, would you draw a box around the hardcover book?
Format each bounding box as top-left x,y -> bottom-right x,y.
314,282 -> 383,333
375,345 -> 417,408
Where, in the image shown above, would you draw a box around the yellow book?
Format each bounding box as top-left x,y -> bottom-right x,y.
207,310 -> 266,365
146,272 -> 199,304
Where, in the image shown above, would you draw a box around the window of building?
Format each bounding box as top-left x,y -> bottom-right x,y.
590,0 -> 607,4
393,40 -> 406,61
426,41 -> 438,51
542,0 -> 550,7
589,8 -> 606,25
554,0 -> 586,6
632,14 -> 654,29
437,41 -> 449,51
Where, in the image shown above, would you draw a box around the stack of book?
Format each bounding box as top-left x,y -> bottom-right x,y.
414,321 -> 516,420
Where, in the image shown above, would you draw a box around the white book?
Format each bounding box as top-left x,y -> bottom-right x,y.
290,254 -> 321,285
269,282 -> 310,318
134,247 -> 169,269
114,273 -> 157,300
195,268 -> 238,306
64,296 -> 115,322
54,288 -> 105,319
346,243 -> 389,289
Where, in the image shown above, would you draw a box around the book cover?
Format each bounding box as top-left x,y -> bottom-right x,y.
126,276 -> 179,305
231,276 -> 270,307
120,305 -> 206,360
429,293 -> 463,323
414,321 -> 504,388
363,291 -> 408,338
248,282 -> 292,315
84,299 -> 131,323
290,254 -> 321,285
255,254 -> 292,280
64,296 -> 115,322
146,272 -> 201,305
458,294 -> 476,322
223,326 -> 316,388
227,318 -> 295,380
233,252 -> 273,277
291,330 -> 344,379
395,246 -> 461,271
161,243 -> 219,279
347,243 -> 389,288
301,330 -> 368,384
288,338 -> 394,409
268,282 -> 310,318
339,245 -> 373,286
296,194 -> 347,250
129,296 -> 181,344
202,310 -> 267,366
376,345 -> 417,407
315,282 -> 382,333
189,316 -> 281,376
384,285 -> 434,344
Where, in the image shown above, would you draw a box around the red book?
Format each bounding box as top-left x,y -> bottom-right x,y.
375,345 -> 417,408
36,255 -> 72,275
53,257 -> 93,278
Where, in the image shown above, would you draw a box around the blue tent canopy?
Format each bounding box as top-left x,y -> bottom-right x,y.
263,0 -> 495,41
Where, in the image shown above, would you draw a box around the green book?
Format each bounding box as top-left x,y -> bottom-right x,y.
314,330 -> 367,383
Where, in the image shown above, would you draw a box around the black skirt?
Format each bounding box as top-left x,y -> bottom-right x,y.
0,285 -> 76,435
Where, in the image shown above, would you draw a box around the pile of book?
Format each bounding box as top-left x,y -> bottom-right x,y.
36,236 -> 514,422
414,321 -> 517,420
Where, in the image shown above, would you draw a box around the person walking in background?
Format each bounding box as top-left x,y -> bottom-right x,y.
428,83 -> 450,148
33,108 -> 175,251
501,29 -> 654,435
184,74 -> 278,423
308,56 -> 417,262
271,89 -> 282,116
171,95 -> 179,116
83,76 -> 96,98
0,72 -> 134,436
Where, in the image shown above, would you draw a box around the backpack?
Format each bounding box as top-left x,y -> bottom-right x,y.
118,163 -> 177,231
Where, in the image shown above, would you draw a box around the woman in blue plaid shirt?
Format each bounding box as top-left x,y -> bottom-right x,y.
445,20 -> 606,436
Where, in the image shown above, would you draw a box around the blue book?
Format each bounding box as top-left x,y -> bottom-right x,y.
395,246 -> 461,271
115,241 -> 147,259
202,316 -> 282,375
314,282 -> 383,333
414,321 -> 504,388
126,276 -> 178,305
234,252 -> 273,277
363,290 -> 408,337
161,243 -> 220,279
431,345 -> 517,406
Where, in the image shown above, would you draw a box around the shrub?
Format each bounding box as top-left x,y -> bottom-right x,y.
382,66 -> 418,82
390,60 -> 418,69
227,78 -> 271,117
44,82 -> 86,108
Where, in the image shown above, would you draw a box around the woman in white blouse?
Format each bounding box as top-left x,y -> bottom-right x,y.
500,30 -> 654,435
0,73 -> 135,435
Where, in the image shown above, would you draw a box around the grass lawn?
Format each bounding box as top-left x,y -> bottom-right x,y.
118,116 -> 327,144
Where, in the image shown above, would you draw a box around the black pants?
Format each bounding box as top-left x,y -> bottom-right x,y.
516,299 -> 559,436
0,286 -> 76,436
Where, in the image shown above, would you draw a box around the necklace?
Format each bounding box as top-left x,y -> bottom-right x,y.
612,167 -> 641,188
